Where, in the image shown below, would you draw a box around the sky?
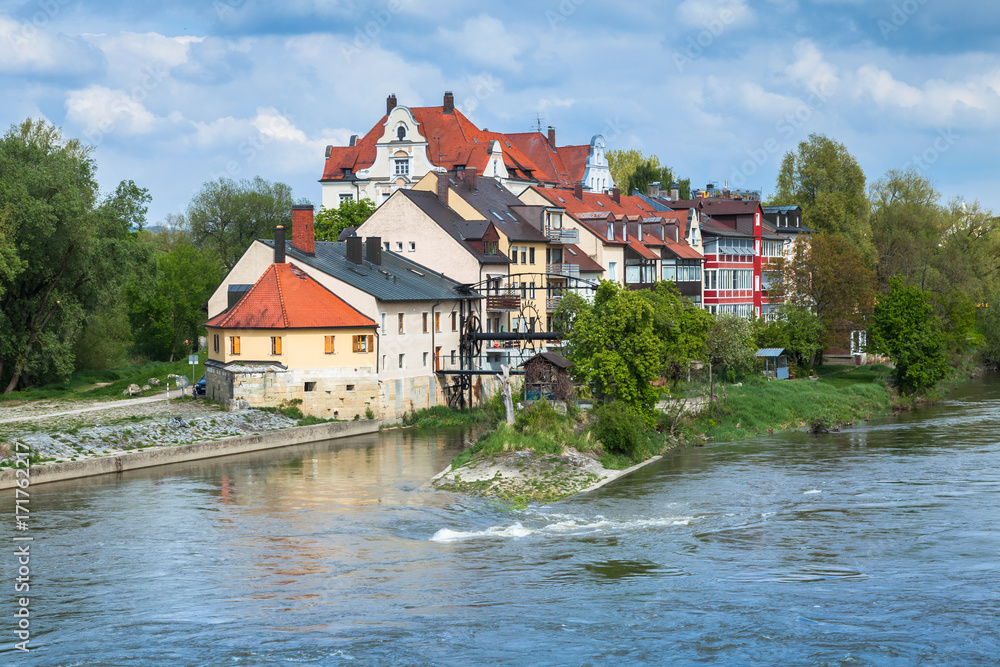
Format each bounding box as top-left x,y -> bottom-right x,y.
2,0 -> 998,225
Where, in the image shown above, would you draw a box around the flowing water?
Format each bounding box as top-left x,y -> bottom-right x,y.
4,375 -> 1000,665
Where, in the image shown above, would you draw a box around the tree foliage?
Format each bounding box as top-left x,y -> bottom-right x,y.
779,232 -> 876,338
560,281 -> 663,417
707,314 -> 756,381
868,277 -> 949,393
185,176 -> 293,270
607,149 -> 690,199
773,134 -> 871,258
636,282 -> 714,385
0,119 -> 141,392
314,198 -> 376,242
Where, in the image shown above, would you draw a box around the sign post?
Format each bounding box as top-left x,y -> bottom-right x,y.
188,354 -> 198,397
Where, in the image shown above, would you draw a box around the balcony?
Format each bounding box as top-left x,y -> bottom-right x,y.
546,263 -> 579,277
545,227 -> 579,244
546,296 -> 563,311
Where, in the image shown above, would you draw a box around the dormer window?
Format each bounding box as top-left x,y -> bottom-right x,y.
606,222 -> 613,241
396,125 -> 406,141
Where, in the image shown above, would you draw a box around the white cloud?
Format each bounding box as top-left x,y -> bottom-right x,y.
436,14 -> 526,71
0,14 -> 101,74
784,40 -> 839,95
676,0 -> 754,29
64,85 -> 162,138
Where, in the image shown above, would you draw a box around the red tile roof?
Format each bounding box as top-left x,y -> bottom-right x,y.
563,244 -> 604,273
205,263 -> 376,330
628,240 -> 660,260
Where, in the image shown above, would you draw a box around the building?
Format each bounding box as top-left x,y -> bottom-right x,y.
319,92 -> 614,209
207,205 -> 482,419
204,260 -> 379,418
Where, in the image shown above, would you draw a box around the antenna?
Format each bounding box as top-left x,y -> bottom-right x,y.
533,113 -> 545,133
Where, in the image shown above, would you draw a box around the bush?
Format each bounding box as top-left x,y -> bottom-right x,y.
591,402 -> 646,459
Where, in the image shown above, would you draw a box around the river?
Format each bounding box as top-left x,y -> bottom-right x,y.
4,375 -> 1000,665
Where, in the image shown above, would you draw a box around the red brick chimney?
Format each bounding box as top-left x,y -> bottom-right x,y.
386,94 -> 397,114
437,173 -> 450,207
443,91 -> 454,114
573,181 -> 583,201
611,187 -> 621,205
547,126 -> 556,147
292,204 -> 315,256
462,166 -> 478,190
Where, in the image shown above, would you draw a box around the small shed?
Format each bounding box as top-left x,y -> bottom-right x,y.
756,348 -> 789,380
520,352 -> 574,401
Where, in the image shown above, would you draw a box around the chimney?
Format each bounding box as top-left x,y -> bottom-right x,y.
274,225 -> 286,263
547,126 -> 556,147
386,94 -> 397,114
346,236 -> 363,265
463,166 -> 478,190
670,182 -> 679,200
611,187 -> 621,205
573,181 -> 583,201
437,173 -> 450,207
443,91 -> 454,114
365,237 -> 382,265
292,204 -> 315,256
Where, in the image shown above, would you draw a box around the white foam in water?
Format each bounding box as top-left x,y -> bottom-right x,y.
804,489 -> 822,495
431,515 -> 695,541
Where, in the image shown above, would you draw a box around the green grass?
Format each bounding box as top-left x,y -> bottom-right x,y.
0,351 -> 209,403
694,378 -> 892,442
399,404 -> 490,429
814,363 -> 893,388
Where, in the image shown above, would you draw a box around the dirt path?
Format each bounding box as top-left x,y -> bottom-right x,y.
0,393 -> 177,425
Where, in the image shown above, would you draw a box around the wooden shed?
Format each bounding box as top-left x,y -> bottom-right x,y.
520,352 -> 574,402
756,348 -> 789,380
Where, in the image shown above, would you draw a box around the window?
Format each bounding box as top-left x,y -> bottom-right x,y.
271,336 -> 282,355
304,382 -> 316,392
434,312 -> 441,332
662,261 -> 677,282
704,270 -> 718,290
520,248 -> 527,264
529,282 -> 536,299
422,312 -> 429,333
451,312 -> 457,331
346,384 -> 355,391
325,335 -> 336,354
510,245 -> 518,263
398,353 -> 405,369
381,313 -> 386,331
608,262 -> 618,282
396,242 -> 403,252
484,240 -> 498,254
529,247 -> 535,264
409,242 -> 415,252
423,352 -> 428,367
398,313 -> 405,334
230,336 -> 240,355
352,335 -> 374,353
339,193 -> 353,204
394,158 -> 409,176
606,223 -> 613,241
213,334 -> 219,353
383,241 -> 390,251
451,350 -> 457,364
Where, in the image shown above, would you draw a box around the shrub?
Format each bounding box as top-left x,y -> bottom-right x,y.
591,402 -> 646,459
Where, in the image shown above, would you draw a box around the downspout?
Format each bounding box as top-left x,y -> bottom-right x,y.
431,300 -> 441,372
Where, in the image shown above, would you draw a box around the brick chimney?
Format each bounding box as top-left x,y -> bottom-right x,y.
462,166 -> 478,190
573,181 -> 583,201
274,226 -> 286,263
670,182 -> 679,200
292,204 -> 315,256
386,94 -> 397,114
443,91 -> 454,114
547,126 -> 556,147
611,187 -> 621,205
437,173 -> 450,207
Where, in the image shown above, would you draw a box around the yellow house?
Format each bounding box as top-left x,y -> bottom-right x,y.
205,262 -> 379,418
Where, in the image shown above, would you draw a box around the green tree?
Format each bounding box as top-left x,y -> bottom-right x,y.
780,232 -> 876,340
868,277 -> 949,393
773,134 -> 871,258
129,244 -> 224,361
562,281 -> 663,417
777,304 -> 825,369
314,198 -> 376,242
977,297 -> 1000,369
607,149 -> 690,199
637,282 -> 714,385
707,313 -> 756,382
0,119 -> 140,392
185,176 -> 293,270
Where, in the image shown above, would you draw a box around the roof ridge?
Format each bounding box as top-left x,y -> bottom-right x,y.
273,264 -> 290,327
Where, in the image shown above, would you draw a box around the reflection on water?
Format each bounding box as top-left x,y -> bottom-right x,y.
4,376 -> 1000,665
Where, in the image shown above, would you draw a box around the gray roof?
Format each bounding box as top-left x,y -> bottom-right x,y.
398,189 -> 509,264
260,239 -> 480,302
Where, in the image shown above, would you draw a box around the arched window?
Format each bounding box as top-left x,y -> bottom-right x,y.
396,125 -> 406,140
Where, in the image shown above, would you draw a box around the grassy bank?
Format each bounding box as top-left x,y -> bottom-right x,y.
0,352 -> 209,403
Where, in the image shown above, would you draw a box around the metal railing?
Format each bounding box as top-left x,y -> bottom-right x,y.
545,228 -> 579,244
546,263 -> 579,277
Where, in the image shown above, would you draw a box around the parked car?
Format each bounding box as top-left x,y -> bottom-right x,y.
194,375 -> 206,396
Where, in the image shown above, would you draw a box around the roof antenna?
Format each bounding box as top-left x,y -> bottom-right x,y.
533,113 -> 545,133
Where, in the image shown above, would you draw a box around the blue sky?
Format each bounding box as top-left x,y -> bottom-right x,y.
2,0 -> 996,224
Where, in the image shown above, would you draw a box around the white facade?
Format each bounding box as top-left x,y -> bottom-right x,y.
581,134 -> 614,193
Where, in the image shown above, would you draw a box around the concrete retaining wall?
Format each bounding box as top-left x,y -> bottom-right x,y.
0,419 -> 379,490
